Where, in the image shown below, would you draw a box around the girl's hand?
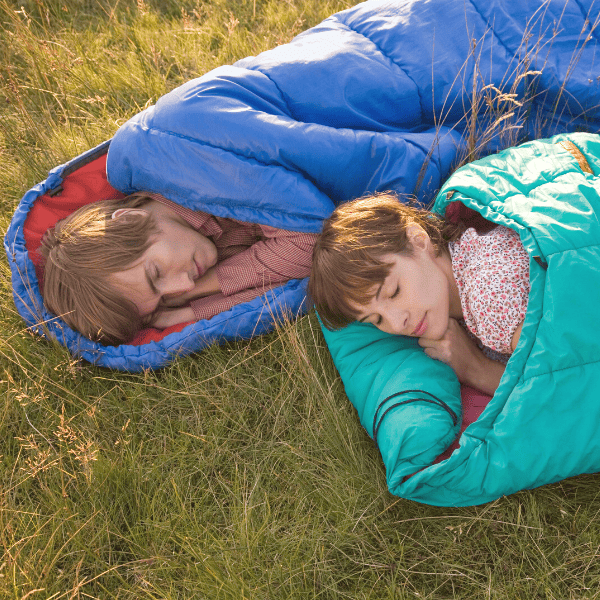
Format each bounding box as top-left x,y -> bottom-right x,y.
149,306 -> 195,329
418,318 -> 505,395
162,267 -> 221,307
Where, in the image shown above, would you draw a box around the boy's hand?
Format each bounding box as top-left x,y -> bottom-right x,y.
161,267 -> 221,307
149,306 -> 195,329
418,318 -> 505,395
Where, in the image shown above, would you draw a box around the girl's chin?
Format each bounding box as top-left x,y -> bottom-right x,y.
421,320 -> 448,341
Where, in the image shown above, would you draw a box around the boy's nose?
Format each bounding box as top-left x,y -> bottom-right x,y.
163,272 -> 195,295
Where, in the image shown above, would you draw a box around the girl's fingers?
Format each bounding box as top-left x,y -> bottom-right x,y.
418,337 -> 437,349
423,347 -> 437,359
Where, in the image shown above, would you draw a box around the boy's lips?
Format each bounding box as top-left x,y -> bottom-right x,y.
411,314 -> 427,337
195,260 -> 205,279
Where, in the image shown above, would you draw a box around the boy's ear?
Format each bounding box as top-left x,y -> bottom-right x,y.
406,223 -> 430,251
111,208 -> 148,221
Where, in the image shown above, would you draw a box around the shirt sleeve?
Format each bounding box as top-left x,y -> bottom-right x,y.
189,286 -> 276,321
214,226 -> 318,297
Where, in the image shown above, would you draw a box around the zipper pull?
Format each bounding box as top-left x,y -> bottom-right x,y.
533,255 -> 548,270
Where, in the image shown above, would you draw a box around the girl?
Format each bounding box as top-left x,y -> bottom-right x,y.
308,193 -> 529,395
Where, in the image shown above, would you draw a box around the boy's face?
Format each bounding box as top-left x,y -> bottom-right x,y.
109,201 -> 218,318
352,240 -> 461,340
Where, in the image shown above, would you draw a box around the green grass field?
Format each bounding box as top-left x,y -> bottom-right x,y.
3,1 -> 600,598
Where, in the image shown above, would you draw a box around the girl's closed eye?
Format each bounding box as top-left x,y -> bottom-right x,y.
390,285 -> 400,299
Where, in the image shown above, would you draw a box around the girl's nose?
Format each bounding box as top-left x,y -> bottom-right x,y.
388,310 -> 410,335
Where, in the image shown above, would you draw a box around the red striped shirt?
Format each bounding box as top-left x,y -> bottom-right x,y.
153,195 -> 317,321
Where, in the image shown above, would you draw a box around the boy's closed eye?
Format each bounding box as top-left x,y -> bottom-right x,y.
152,264 -> 162,289
145,266 -> 160,296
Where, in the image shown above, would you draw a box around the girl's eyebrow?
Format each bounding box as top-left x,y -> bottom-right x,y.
358,282 -> 385,322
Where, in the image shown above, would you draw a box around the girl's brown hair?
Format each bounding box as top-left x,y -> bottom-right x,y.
39,193 -> 159,345
308,193 -> 462,330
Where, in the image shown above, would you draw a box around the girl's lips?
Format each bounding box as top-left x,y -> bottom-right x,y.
411,314 -> 427,337
195,260 -> 205,279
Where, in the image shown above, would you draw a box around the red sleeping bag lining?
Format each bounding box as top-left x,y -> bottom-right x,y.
23,154 -> 193,345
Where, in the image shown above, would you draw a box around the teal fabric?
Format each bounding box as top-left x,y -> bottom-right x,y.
321,132 -> 600,506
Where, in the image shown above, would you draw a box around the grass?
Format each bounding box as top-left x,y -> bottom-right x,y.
2,0 -> 600,598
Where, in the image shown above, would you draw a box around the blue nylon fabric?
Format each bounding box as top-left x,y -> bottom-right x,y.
5,0 -> 600,371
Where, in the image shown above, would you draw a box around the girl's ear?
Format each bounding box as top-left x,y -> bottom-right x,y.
406,223 -> 431,252
111,208 -> 148,220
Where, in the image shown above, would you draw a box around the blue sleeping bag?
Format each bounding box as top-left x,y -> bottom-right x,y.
5,0 -> 600,371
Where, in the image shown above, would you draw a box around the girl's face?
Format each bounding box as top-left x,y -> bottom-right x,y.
353,228 -> 462,340
109,201 -> 218,318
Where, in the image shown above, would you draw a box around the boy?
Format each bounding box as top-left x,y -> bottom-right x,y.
41,192 -> 317,345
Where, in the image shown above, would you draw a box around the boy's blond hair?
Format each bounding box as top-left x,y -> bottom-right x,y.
308,193 -> 462,330
39,193 -> 159,345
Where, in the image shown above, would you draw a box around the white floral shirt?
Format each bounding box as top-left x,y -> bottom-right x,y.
449,226 -> 530,357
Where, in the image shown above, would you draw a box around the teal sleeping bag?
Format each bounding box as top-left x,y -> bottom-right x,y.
320,132 -> 600,506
